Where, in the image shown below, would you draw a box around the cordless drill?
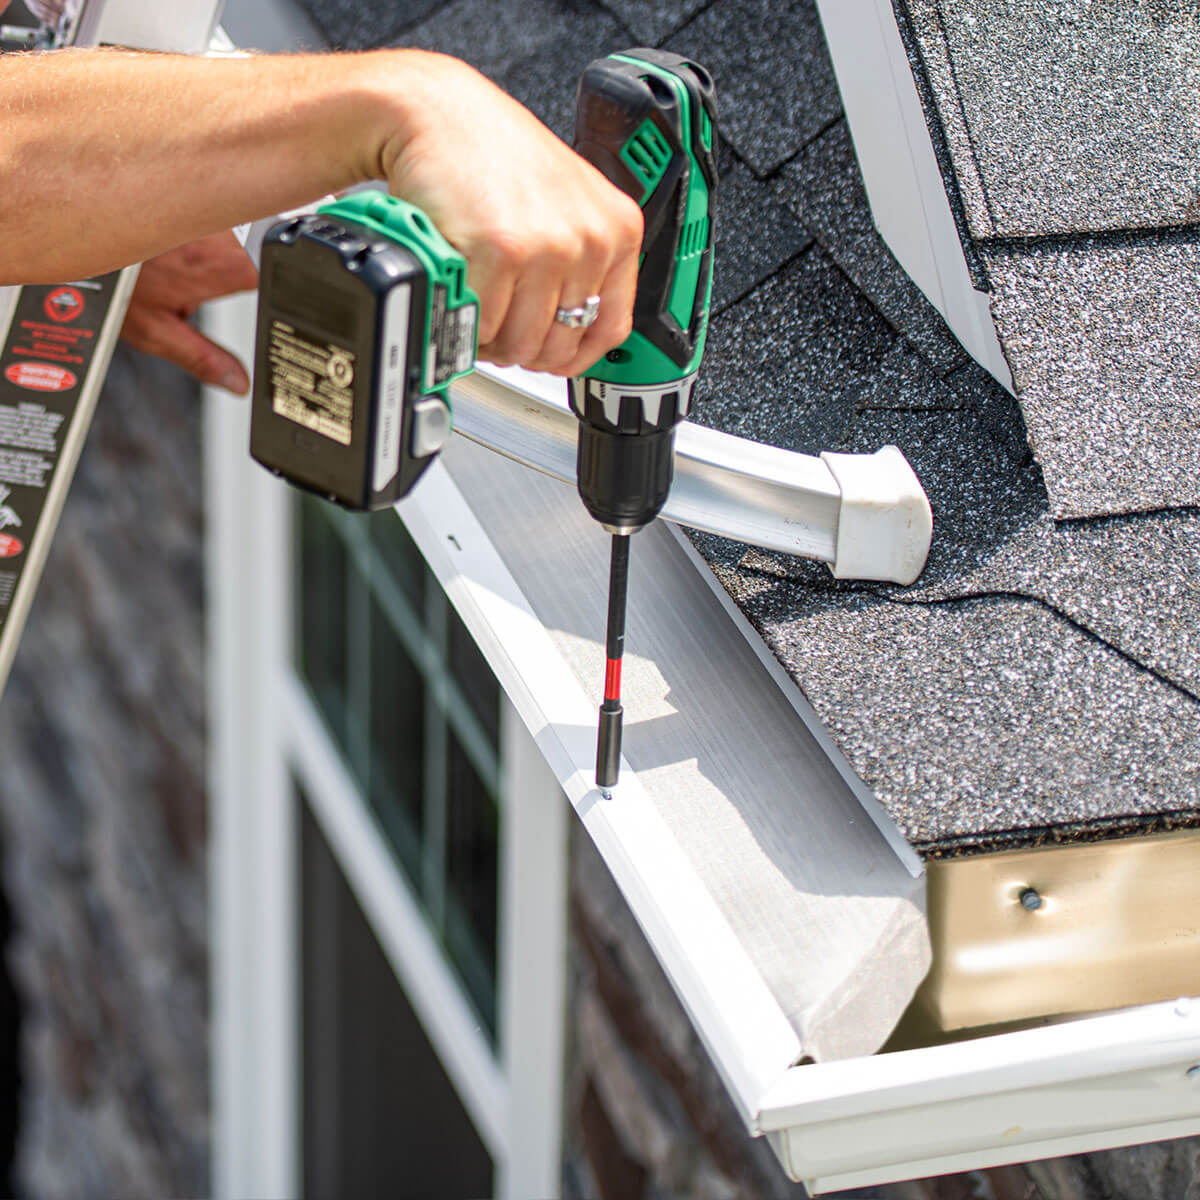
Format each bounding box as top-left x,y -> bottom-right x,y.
569,50 -> 718,789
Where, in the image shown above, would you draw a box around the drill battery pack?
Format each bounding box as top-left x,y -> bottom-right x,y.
250,191 -> 478,511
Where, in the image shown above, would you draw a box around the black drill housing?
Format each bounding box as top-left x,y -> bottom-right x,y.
571,48 -> 718,532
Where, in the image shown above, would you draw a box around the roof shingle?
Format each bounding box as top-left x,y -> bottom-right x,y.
301,0 -> 1200,855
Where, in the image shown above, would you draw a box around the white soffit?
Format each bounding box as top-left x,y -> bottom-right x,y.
814,0 -> 1013,389
399,427 -> 930,1082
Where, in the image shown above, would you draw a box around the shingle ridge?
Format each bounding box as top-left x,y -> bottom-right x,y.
980,223 -> 1200,257
916,809 -> 1200,860
1051,502 -> 1200,533
880,588 -> 1200,708
724,557 -> 1200,710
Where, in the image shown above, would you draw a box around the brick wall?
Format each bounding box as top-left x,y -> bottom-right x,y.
0,347 -> 207,1199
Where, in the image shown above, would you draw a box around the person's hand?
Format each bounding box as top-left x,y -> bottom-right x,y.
120,232 -> 259,394
378,53 -> 643,378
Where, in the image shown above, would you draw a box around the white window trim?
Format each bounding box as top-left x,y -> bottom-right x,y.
205,292 -> 567,1200
286,677 -> 510,1155
206,294 -> 297,1200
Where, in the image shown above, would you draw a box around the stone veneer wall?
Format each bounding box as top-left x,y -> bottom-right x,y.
0,347 -> 207,1199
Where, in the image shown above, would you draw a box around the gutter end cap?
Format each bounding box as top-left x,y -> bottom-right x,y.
821,446 -> 932,585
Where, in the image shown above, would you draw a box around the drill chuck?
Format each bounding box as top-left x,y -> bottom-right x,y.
569,366 -> 700,531
576,424 -> 673,532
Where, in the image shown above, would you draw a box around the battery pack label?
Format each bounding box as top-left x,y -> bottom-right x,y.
268,320 -> 355,447
424,284 -> 478,390
0,273 -> 118,646
373,282 -> 411,494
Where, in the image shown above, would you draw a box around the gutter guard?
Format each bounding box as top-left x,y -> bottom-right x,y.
455,365 -> 932,584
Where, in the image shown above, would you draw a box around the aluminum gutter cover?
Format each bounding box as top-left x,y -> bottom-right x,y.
401,435 -> 930,1065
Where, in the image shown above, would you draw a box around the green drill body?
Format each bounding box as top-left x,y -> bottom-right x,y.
585,55 -> 715,390
569,49 -> 718,788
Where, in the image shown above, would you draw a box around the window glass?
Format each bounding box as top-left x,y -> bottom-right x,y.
295,495 -> 348,746
449,608 -> 501,746
299,793 -> 495,1200
367,592 -> 425,885
444,731 -> 500,1033
367,506 -> 425,619
294,497 -> 503,1041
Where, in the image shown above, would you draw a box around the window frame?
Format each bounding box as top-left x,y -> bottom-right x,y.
205,292 -> 567,1200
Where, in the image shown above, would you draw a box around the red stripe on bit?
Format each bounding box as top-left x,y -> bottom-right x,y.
604,658 -> 622,701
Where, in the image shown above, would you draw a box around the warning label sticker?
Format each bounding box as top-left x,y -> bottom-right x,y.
268,320 -> 355,447
425,285 -> 478,390
0,273 -> 118,646
44,286 -> 85,324
5,362 -> 77,392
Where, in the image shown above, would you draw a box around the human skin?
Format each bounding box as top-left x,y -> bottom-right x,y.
0,37 -> 643,386
119,232 -> 260,394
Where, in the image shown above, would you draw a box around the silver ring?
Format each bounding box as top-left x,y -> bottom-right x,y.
554,294 -> 601,330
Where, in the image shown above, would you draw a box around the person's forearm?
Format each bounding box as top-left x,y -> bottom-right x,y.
0,47 -> 425,283
0,43 -> 643,376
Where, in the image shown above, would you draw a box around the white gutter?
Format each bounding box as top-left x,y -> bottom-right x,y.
458,365 -> 932,584
398,438 -> 1200,1192
759,997 -> 1200,1193
398,459 -> 806,1123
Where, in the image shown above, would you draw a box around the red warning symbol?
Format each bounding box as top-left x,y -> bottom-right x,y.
5,362 -> 77,392
0,534 -> 23,559
44,286 -> 85,324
